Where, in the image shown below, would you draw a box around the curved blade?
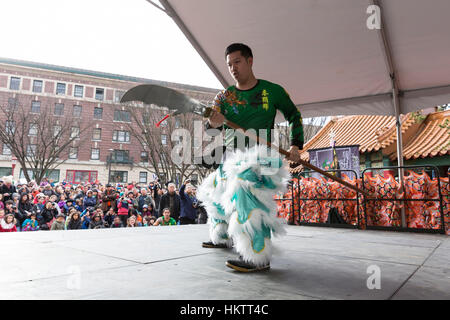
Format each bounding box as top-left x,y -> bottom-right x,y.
120,84 -> 206,116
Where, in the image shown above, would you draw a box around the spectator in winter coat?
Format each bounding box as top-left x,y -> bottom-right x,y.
81,211 -> 91,229
50,214 -> 66,230
40,201 -> 58,229
0,177 -> 17,202
158,183 -> 180,222
22,212 -> 40,231
139,205 -> 152,217
101,184 -> 117,213
32,193 -> 45,222
0,213 -> 17,232
154,188 -> 164,217
89,213 -> 105,229
126,215 -> 141,227
110,215 -> 123,228
0,194 -> 4,210
83,190 -> 97,210
18,193 -> 33,222
179,181 -> 198,225
66,210 -> 82,230
137,188 -> 155,213
74,198 -> 83,212
64,199 -> 75,213
42,184 -> 55,198
5,200 -> 24,230
117,194 -> 132,226
103,207 -> 115,228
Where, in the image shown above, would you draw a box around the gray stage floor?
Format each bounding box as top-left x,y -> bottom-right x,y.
0,224 -> 448,300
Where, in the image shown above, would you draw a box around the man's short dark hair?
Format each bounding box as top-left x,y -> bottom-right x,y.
225,43 -> 253,59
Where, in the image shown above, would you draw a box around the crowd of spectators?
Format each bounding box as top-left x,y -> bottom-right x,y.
0,176 -> 208,233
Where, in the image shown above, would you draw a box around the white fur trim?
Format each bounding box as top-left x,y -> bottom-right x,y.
208,218 -> 232,246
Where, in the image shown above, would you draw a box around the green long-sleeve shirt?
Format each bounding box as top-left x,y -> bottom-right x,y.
210,79 -> 304,149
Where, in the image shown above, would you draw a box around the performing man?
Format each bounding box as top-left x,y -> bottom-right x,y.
197,43 -> 304,272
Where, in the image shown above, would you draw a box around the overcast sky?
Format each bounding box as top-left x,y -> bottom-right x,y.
0,0 -> 223,89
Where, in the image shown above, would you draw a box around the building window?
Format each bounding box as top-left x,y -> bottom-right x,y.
2,144 -> 11,155
56,82 -> 66,95
29,123 -> 38,136
95,88 -> 104,101
31,101 -> 40,113
69,147 -> 78,159
114,90 -> 125,103
94,107 -> 103,120
7,98 -> 18,110
112,130 -> 130,142
73,105 -> 82,117
71,127 -> 80,139
5,121 -> 15,134
74,85 -> 84,97
114,110 -> 131,122
32,80 -> 43,93
161,134 -> 167,145
92,128 -> 102,141
66,170 -> 97,184
175,119 -> 181,128
140,151 -> 148,162
139,172 -> 148,184
54,103 -> 64,116
27,145 -> 37,157
110,170 -> 128,183
10,77 -> 20,90
112,150 -> 129,162
0,167 -> 12,177
91,148 -> 100,160
21,169 -> 60,182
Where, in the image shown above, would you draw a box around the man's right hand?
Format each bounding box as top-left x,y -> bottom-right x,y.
207,110 -> 225,128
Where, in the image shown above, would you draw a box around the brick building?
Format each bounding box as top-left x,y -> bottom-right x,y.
0,58 -> 218,185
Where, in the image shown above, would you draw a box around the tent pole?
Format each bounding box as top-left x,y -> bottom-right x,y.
372,0 -> 407,227
392,81 -> 407,228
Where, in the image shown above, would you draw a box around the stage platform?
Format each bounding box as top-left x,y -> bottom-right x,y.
0,224 -> 448,300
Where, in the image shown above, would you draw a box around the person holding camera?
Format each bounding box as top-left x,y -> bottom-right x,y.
40,201 -> 59,230
0,177 -> 17,202
179,179 -> 198,225
5,200 -> 24,230
103,207 -> 115,228
117,192 -> 132,226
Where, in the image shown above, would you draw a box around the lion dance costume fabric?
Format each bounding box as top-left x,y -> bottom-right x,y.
197,145 -> 291,266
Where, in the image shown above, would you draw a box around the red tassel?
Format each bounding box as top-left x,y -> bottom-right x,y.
156,114 -> 170,127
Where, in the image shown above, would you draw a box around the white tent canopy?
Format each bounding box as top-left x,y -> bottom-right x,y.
158,0 -> 450,118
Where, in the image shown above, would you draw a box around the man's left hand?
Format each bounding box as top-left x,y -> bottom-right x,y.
287,146 -> 301,163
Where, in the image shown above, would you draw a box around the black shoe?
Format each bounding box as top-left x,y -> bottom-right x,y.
202,241 -> 228,249
226,257 -> 270,272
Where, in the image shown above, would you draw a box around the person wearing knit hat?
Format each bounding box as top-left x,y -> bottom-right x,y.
51,213 -> 66,231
